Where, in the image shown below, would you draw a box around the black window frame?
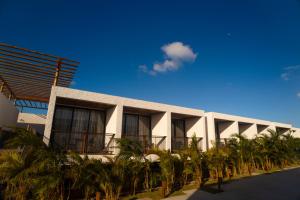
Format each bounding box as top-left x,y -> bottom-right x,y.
122,113 -> 152,148
51,104 -> 106,154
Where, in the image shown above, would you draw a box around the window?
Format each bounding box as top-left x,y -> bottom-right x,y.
172,119 -> 186,150
52,106 -> 106,154
122,113 -> 151,149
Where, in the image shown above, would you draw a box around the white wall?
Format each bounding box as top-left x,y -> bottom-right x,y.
205,112 -> 286,147
292,128 -> 300,138
105,105 -> 123,138
239,123 -> 257,139
205,113 -> 216,149
151,112 -> 171,150
219,121 -> 239,139
17,112 -> 46,135
257,124 -> 269,134
43,87 -> 57,144
0,93 -> 18,130
17,113 -> 46,125
185,116 -> 206,151
105,105 -> 123,154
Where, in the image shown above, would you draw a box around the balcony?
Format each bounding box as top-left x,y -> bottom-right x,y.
51,131 -> 115,154
123,134 -> 166,152
172,136 -> 203,151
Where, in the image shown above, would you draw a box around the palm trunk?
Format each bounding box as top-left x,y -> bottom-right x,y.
96,192 -> 101,200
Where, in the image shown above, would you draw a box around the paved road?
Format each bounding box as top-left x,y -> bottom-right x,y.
165,167 -> 300,200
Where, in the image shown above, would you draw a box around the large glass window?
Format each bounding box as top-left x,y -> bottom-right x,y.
171,119 -> 186,150
52,106 -> 106,154
122,114 -> 151,149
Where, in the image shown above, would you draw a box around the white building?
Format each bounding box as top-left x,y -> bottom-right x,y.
0,43 -> 299,155
43,86 -> 206,154
37,86 -> 299,154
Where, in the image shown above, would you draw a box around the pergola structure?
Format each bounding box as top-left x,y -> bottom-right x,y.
0,43 -> 79,110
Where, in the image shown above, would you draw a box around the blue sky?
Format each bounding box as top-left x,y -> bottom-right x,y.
1,0 -> 300,126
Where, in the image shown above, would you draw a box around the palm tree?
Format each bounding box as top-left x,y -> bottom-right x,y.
158,150 -> 176,197
115,138 -> 144,195
100,156 -> 126,200
188,135 -> 203,187
0,150 -> 32,200
179,149 -> 192,186
68,152 -> 100,199
230,133 -> 256,175
1,128 -> 68,200
206,143 -> 228,192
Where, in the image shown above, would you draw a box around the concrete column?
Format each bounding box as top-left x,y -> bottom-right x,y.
205,113 -> 216,149
105,104 -> 123,139
268,125 -> 276,133
256,124 -> 269,135
151,111 -> 171,150
241,124 -> 257,139
43,86 -> 57,145
105,104 -> 123,154
185,116 -> 206,151
219,121 -> 239,139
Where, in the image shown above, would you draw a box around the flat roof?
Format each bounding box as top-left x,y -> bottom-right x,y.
206,112 -> 292,128
52,86 -> 205,117
0,43 -> 79,109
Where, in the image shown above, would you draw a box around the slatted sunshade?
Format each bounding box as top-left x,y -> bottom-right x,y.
0,42 -> 79,109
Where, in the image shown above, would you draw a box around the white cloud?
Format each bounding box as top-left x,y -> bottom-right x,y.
161,42 -> 197,62
139,42 -> 197,75
281,65 -> 300,81
297,92 -> 300,98
153,60 -> 179,72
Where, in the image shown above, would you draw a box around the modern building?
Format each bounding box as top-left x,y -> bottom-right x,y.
1,43 -> 299,156
43,86 -> 206,154
205,112 -> 293,149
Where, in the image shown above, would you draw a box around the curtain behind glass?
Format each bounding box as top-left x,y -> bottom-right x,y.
175,120 -> 185,138
87,110 -> 105,153
69,108 -> 89,152
139,116 -> 151,147
52,107 -> 73,148
172,119 -> 185,150
123,114 -> 138,137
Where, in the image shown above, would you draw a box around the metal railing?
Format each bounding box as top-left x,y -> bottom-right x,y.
172,136 -> 203,151
122,134 -> 167,151
123,134 -> 152,152
152,135 -> 166,150
50,131 -> 202,154
51,131 -> 115,154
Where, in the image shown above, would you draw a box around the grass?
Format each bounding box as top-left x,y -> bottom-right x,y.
121,165 -> 300,200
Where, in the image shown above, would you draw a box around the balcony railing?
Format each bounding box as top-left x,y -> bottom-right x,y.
123,134 -> 167,152
172,136 -> 203,151
152,135 -> 166,150
51,131 -> 202,154
51,131 -> 115,155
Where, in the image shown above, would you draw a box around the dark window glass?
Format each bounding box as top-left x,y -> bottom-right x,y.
87,110 -> 106,153
172,119 -> 186,150
123,114 -> 139,137
52,106 -> 106,154
52,107 -> 73,148
69,108 -> 90,152
123,114 -> 151,149
139,115 -> 151,147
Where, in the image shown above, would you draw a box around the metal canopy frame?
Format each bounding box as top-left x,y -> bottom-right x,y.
0,43 -> 79,110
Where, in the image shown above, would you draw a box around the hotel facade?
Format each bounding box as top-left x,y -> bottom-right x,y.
0,43 -> 299,156
18,86 -> 300,155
